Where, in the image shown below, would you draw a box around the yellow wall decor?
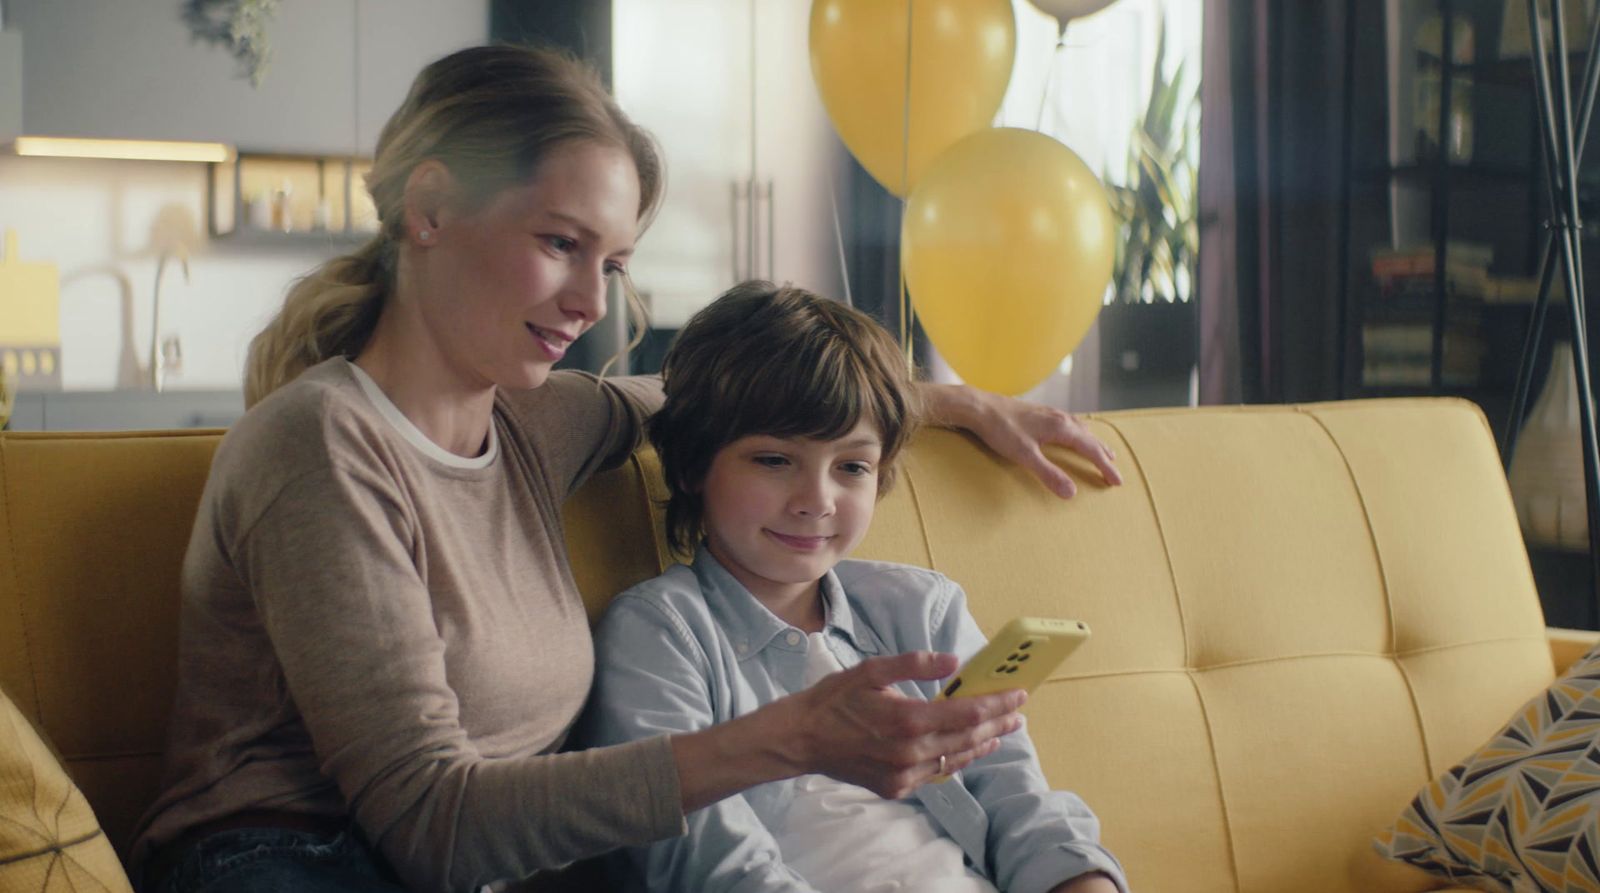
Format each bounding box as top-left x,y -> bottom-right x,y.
0,230 -> 62,391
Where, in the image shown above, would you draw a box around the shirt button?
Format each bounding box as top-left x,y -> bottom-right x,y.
785,630 -> 802,646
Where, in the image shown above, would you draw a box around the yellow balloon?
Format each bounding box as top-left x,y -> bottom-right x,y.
809,0 -> 1016,197
902,128 -> 1114,395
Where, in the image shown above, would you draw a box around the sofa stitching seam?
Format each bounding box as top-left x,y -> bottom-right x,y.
902,452 -> 937,570
1301,407 -> 1437,780
1033,636 -> 1547,681
0,438 -> 45,724
1095,419 -> 1243,889
1184,670 -> 1243,893
1095,419 -> 1191,671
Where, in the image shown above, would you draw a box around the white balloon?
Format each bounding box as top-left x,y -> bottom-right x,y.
1029,0 -> 1119,30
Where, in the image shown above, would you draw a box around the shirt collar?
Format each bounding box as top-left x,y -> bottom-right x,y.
690,545 -> 878,659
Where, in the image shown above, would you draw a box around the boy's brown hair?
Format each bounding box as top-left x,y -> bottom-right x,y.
649,280 -> 923,556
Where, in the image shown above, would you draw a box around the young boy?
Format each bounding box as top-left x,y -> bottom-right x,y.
580,282 -> 1126,893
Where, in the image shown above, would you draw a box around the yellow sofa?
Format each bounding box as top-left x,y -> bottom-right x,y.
0,398 -> 1590,892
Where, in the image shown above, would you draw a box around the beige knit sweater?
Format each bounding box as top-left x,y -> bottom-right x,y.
132,359 -> 683,893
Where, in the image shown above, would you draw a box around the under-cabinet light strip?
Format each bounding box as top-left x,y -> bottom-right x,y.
11,136 -> 235,163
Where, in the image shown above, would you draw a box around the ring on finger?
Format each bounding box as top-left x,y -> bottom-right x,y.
938,754 -> 947,775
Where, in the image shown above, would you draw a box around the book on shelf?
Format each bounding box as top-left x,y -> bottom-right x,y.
1370,241 -> 1493,277
1361,321 -> 1485,387
1370,241 -> 1492,298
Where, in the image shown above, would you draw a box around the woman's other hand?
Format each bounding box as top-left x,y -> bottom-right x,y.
921,383 -> 1123,499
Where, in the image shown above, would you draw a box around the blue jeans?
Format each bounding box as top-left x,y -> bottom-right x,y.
152,827 -> 405,893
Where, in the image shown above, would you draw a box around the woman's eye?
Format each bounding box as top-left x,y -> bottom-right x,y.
604,261 -> 628,278
545,235 -> 577,254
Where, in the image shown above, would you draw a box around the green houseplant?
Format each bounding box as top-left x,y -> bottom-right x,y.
1105,13 -> 1199,306
1097,12 -> 1200,409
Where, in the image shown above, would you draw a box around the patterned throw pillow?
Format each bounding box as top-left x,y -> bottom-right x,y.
0,688 -> 132,893
1376,643 -> 1600,892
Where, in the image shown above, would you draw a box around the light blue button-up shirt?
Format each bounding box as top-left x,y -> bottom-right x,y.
578,547 -> 1128,893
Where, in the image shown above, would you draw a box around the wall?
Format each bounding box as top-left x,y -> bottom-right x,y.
0,154 -> 338,391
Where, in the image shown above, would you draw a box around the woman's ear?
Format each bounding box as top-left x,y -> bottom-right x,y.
401,160 -> 455,246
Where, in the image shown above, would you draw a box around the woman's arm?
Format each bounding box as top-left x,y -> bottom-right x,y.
543,374 -> 1120,501
918,383 -> 1122,499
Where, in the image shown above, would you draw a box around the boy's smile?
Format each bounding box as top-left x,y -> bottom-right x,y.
700,422 -> 883,627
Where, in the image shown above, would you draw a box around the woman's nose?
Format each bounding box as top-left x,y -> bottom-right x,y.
564,265 -> 609,323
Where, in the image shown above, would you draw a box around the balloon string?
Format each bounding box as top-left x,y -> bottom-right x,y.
830,181 -> 854,307
899,0 -> 915,371
1038,29 -> 1067,132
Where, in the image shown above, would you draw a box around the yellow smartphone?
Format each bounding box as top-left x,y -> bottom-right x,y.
930,618 -> 1089,781
936,617 -> 1091,702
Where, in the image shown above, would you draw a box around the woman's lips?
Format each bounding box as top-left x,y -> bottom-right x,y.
527,324 -> 570,361
765,530 -> 831,551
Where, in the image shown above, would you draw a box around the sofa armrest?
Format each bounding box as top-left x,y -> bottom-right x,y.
1548,627 -> 1600,675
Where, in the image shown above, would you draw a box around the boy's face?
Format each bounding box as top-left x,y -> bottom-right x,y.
700,420 -> 883,606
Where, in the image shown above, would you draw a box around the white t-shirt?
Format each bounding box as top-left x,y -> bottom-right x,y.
772,632 -> 999,893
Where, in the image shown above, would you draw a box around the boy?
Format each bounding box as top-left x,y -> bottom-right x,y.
580,282 -> 1125,893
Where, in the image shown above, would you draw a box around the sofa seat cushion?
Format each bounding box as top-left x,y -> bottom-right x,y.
1377,641 -> 1600,892
0,686 -> 131,892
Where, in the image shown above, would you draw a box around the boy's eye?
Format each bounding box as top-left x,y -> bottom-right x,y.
753,455 -> 789,468
840,461 -> 874,476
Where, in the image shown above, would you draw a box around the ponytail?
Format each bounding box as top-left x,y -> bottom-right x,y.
243,236 -> 392,408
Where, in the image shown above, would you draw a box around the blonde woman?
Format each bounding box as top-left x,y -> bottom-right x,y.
131,45 -> 1122,893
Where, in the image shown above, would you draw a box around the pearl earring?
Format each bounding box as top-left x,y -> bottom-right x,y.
418,230 -> 431,241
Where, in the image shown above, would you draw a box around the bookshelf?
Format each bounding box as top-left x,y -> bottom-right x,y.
1338,0 -> 1600,626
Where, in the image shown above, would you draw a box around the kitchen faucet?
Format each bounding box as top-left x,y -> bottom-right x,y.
151,247 -> 189,392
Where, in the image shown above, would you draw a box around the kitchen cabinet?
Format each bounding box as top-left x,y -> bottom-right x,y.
7,390 -> 244,431
612,0 -> 842,333
3,0 -> 485,155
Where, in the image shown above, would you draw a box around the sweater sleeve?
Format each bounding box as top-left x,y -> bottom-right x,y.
502,372 -> 664,499
235,462 -> 685,893
930,580 -> 1130,893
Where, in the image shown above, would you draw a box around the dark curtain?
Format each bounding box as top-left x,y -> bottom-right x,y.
1200,0 -> 1350,405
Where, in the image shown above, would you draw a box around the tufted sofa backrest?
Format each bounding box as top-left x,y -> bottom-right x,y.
0,399 -> 1553,892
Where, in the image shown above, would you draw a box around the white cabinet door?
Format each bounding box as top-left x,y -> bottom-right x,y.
614,0 -> 753,328
11,0 -> 356,154
613,0 -> 839,329
751,0 -> 844,303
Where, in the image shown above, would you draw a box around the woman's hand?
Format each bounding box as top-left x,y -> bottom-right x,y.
669,651 -> 1022,812
777,650 -> 1024,799
920,383 -> 1123,499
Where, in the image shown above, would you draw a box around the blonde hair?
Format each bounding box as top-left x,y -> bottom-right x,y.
244,44 -> 664,407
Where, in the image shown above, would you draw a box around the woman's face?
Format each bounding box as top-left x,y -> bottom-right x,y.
414,140 -> 642,391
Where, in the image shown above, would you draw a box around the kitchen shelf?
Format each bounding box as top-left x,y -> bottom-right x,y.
206,151 -> 379,245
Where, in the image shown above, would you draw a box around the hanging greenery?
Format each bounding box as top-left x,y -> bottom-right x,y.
1105,13 -> 1200,304
183,0 -> 280,88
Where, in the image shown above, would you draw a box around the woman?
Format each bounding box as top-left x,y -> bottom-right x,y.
131,45 -> 1122,893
